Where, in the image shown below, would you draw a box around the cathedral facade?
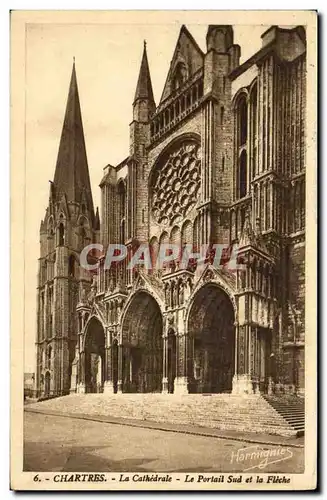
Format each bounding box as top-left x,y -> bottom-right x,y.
35,25 -> 306,399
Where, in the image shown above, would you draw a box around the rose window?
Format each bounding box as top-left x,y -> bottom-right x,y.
151,141 -> 201,225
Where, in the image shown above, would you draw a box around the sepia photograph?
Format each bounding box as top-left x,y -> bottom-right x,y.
10,10 -> 317,491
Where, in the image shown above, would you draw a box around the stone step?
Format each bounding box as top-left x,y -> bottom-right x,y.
27,393 -> 303,437
277,408 -> 305,412
284,415 -> 305,419
281,417 -> 305,424
271,406 -> 304,411
145,413 -> 287,425
262,395 -> 305,434
281,414 -> 305,420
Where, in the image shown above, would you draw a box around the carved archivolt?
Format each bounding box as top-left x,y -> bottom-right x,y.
151,141 -> 201,226
185,265 -> 237,323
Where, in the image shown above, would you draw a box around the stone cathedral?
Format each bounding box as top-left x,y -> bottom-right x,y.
35,25 -> 306,399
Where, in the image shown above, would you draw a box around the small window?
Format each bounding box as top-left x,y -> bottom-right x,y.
117,181 -> 126,222
192,86 -> 197,104
239,97 -> 247,146
198,80 -> 203,98
68,254 -> 76,277
58,223 -> 65,246
49,314 -> 53,337
79,226 -> 87,250
239,150 -> 247,198
120,220 -> 125,243
222,155 -> 225,172
49,224 -> 54,237
47,346 -> 52,369
173,62 -> 187,90
250,83 -> 258,179
170,105 -> 175,121
240,208 -> 246,231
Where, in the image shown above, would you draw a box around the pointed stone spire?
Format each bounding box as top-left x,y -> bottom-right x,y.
48,180 -> 54,203
133,41 -> 155,106
53,61 -> 94,218
94,207 -> 100,231
40,219 -> 46,234
239,211 -> 270,256
239,211 -> 256,248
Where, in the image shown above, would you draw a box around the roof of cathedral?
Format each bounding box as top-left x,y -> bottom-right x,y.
159,25 -> 204,104
116,156 -> 131,169
53,62 -> 94,219
134,41 -> 155,105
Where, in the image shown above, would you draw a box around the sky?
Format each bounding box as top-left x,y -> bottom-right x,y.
24,21 -> 270,372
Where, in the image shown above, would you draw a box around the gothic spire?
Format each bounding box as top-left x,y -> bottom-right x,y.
94,206 -> 100,231
53,61 -> 94,218
239,211 -> 256,248
239,210 -> 269,255
133,41 -> 155,105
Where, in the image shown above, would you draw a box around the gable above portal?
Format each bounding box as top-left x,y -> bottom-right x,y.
159,25 -> 204,104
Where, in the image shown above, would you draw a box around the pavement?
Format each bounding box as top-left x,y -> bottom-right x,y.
24,410 -> 304,473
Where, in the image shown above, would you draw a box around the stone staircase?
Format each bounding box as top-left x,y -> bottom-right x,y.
263,395 -> 305,436
26,393 -> 304,437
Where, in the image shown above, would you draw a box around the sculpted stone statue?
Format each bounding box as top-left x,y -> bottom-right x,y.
87,276 -> 97,304
79,281 -> 86,303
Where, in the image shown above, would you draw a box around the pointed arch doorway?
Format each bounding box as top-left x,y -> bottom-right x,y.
121,291 -> 163,393
84,317 -> 105,393
188,284 -> 235,393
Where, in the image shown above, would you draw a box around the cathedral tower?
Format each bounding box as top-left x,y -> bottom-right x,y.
128,42 -> 155,246
35,62 -> 98,397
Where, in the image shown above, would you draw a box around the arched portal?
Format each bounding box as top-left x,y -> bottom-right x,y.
188,284 -> 235,394
122,292 -> 163,393
84,317 -> 105,393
